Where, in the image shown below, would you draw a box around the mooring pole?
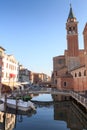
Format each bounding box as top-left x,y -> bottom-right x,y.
16,97 -> 18,111
4,94 -> 7,111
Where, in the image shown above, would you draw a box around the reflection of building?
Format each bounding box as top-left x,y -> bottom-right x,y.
52,94 -> 70,101
53,95 -> 87,129
52,5 -> 87,92
0,111 -> 15,130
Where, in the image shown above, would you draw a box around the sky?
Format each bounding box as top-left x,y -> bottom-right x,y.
0,0 -> 87,76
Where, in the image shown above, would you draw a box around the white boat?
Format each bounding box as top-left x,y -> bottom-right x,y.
0,97 -> 36,111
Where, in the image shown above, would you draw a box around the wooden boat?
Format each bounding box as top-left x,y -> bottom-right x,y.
0,97 -> 36,111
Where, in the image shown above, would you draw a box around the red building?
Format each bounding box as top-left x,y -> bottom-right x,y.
52,5 -> 87,92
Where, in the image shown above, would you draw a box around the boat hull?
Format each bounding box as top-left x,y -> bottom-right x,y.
0,98 -> 36,111
7,103 -> 31,111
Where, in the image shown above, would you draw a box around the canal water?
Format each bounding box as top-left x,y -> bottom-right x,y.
0,94 -> 87,130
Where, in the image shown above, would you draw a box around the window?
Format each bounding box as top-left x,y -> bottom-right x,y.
55,71 -> 57,76
55,80 -> 57,84
58,59 -> 65,64
2,72 -> 4,77
84,70 -> 86,76
69,27 -> 71,31
75,73 -> 77,77
79,72 -> 81,77
6,73 -> 8,78
2,62 -> 4,67
6,63 -> 8,68
0,51 -> 2,56
64,82 -> 66,87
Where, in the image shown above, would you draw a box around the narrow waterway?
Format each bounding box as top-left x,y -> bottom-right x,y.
0,94 -> 87,130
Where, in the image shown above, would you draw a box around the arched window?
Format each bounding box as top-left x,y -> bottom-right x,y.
79,72 -> 81,77
69,27 -> 71,31
75,73 -> 77,77
84,70 -> 86,76
68,27 -> 72,34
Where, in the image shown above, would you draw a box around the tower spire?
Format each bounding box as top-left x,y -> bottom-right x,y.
70,3 -> 71,8
67,4 -> 76,22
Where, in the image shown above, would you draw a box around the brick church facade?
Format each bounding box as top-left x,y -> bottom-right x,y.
52,5 -> 87,92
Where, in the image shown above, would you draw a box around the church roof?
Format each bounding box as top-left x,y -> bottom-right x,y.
69,65 -> 85,72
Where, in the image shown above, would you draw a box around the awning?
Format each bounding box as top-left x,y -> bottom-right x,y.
2,82 -> 21,90
9,73 -> 16,78
21,82 -> 30,85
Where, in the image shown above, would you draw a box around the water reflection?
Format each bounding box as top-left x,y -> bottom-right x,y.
0,111 -> 15,130
53,94 -> 87,130
0,109 -> 36,130
32,94 -> 53,101
0,94 -> 87,130
54,101 -> 87,129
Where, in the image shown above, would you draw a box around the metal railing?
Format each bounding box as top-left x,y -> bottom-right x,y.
70,91 -> 87,109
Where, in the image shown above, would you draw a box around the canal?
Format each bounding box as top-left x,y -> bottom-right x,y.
0,94 -> 87,130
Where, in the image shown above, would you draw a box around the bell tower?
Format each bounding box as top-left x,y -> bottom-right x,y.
66,4 -> 79,56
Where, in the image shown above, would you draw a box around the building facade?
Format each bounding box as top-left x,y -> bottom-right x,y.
18,65 -> 30,84
2,54 -> 19,84
52,5 -> 87,92
0,47 -> 5,94
32,72 -> 50,85
0,47 -> 19,91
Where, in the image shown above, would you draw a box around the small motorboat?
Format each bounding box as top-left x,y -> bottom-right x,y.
0,97 -> 36,111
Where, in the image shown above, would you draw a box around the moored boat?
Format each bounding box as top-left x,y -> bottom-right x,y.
0,97 -> 36,111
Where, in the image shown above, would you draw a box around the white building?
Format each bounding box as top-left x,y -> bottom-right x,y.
2,53 -> 19,86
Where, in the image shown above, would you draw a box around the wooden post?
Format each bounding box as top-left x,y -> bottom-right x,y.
4,94 -> 7,111
16,98 -> 18,111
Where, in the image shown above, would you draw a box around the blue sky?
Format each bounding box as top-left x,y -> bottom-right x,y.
0,0 -> 87,76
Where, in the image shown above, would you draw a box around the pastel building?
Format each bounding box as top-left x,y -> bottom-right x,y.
0,47 -> 19,91
2,54 -> 19,83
